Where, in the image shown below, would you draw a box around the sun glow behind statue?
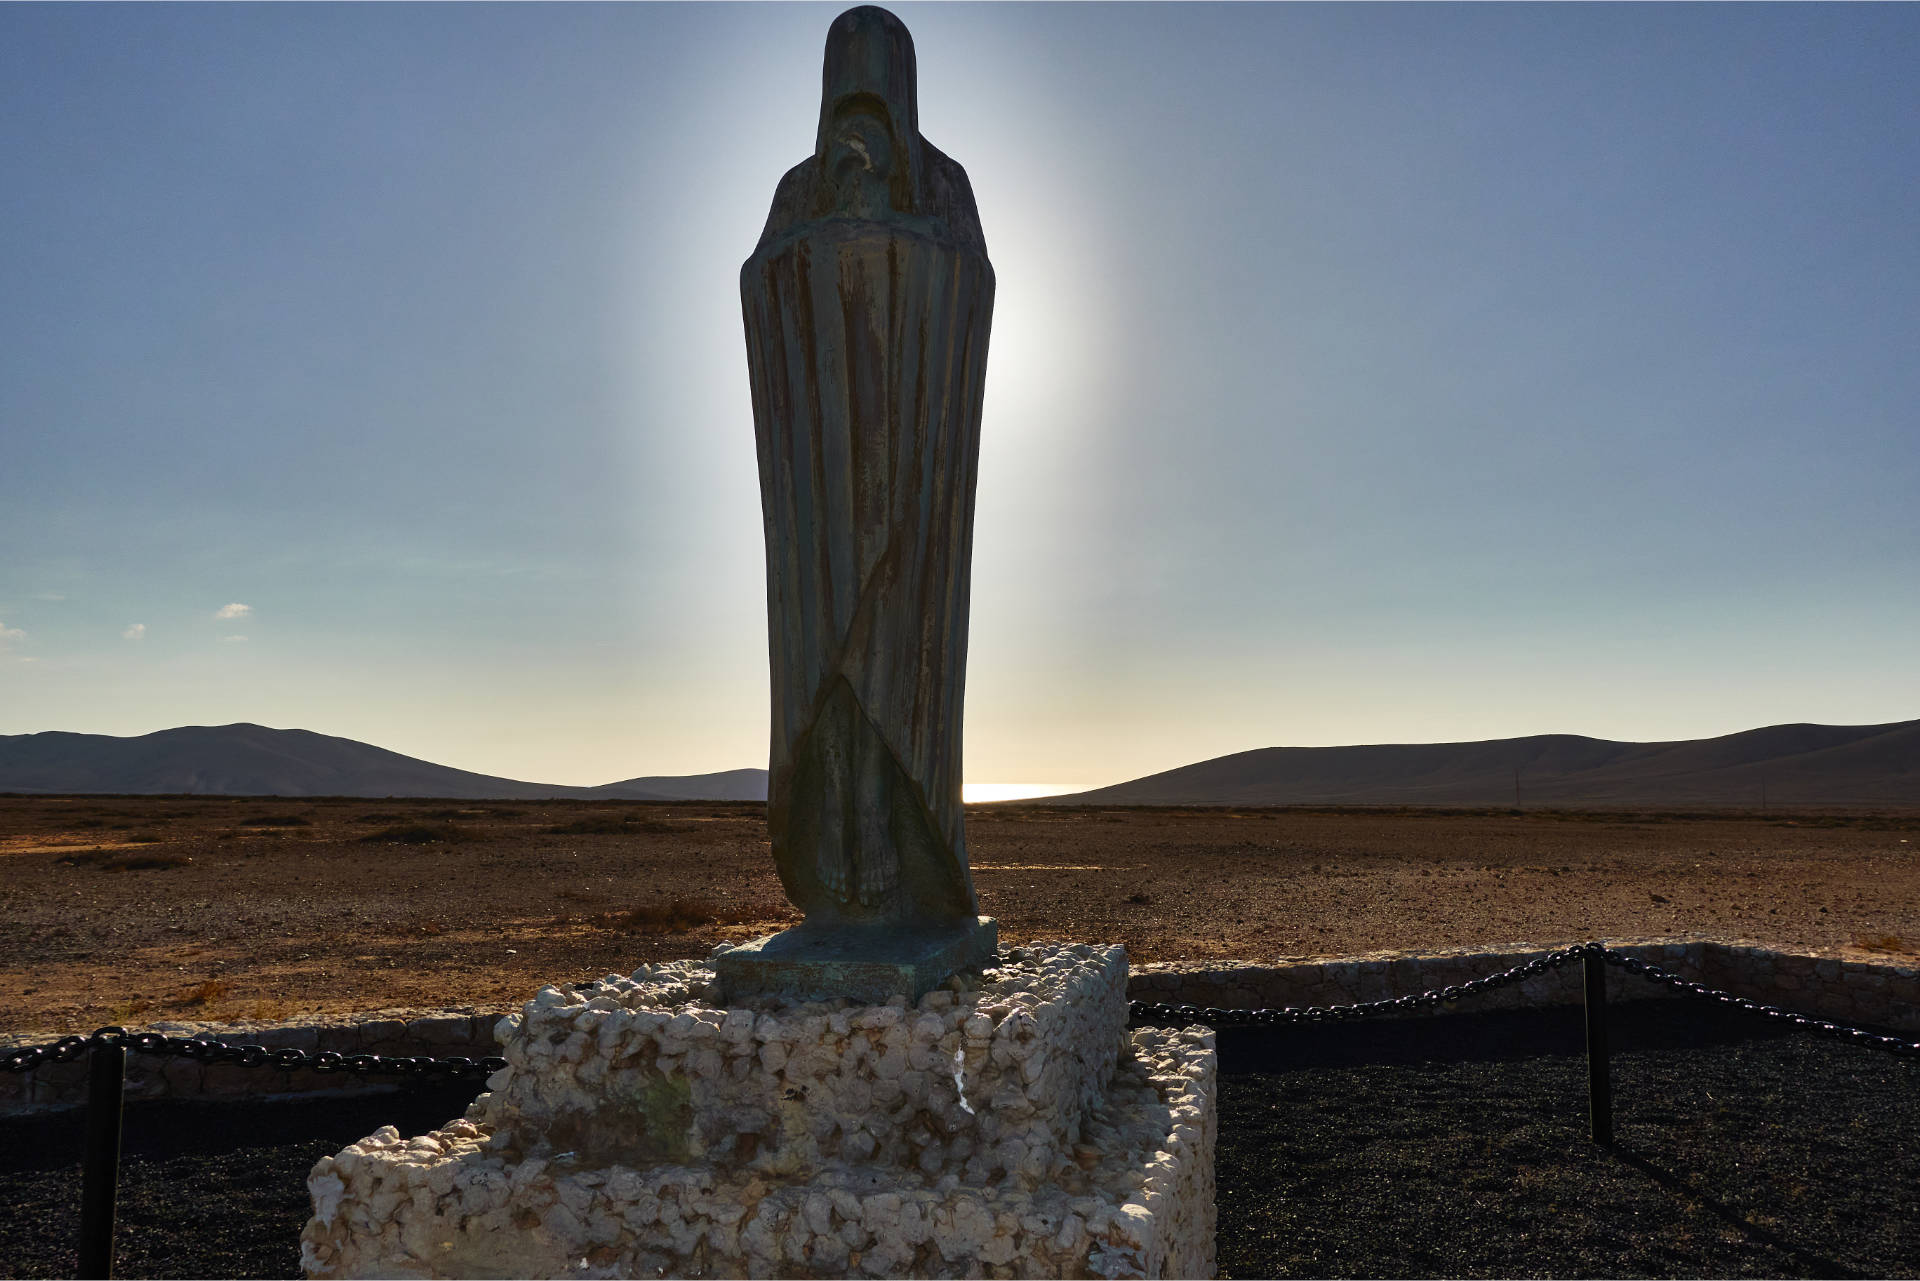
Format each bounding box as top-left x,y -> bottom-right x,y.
6,5 -> 1917,791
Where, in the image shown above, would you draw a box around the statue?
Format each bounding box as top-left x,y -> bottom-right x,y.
300,18 -> 1217,1274
726,4 -> 996,1001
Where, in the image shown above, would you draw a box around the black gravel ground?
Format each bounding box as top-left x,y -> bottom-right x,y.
1215,1001 -> 1920,1279
2,1000 -> 1915,1279
0,1082 -> 484,1280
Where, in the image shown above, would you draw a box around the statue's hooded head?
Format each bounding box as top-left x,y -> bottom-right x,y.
815,6 -> 925,217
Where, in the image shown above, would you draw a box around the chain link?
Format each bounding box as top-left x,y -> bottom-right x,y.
1129,942 -> 1596,1028
1130,943 -> 1920,1058
1601,951 -> 1920,1058
7,944 -> 1916,1070
1,1026 -> 506,1080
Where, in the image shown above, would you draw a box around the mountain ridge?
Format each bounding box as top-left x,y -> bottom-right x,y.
0,723 -> 768,802
2,718 -> 1912,807
1046,719 -> 1920,808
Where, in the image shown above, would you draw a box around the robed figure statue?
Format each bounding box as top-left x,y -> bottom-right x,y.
736,6 -> 995,987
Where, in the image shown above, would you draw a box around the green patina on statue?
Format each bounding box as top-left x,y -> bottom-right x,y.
727,5 -> 997,1002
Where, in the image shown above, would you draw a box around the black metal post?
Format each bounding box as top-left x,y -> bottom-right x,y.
1583,948 -> 1613,1147
79,1040 -> 124,1279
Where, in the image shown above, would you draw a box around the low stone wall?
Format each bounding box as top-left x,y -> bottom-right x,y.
1696,943 -> 1920,1029
0,1009 -> 506,1114
7,939 -> 1917,1114
1128,939 -> 1920,1032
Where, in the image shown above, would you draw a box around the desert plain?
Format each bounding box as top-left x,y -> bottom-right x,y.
2,795 -> 1916,1035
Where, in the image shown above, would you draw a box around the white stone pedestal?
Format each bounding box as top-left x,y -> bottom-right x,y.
300,942 -> 1215,1279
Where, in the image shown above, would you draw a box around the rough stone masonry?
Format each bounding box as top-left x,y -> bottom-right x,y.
302,943 -> 1215,1278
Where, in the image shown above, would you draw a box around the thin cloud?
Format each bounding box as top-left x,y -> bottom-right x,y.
215,602 -> 252,620
221,634 -> 249,643
0,621 -> 23,647
123,623 -> 147,641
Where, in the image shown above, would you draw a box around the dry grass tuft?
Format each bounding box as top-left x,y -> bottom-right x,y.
1853,933 -> 1908,954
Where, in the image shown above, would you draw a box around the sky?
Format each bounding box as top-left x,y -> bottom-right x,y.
2,3 -> 1916,790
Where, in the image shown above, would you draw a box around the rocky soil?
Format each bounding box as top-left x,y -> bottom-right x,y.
2,796 -> 1916,1035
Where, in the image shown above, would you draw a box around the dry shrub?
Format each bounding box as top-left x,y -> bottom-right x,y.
180,979 -> 229,1006
594,898 -> 757,934
115,853 -> 192,870
359,823 -> 473,845
548,813 -> 688,836
58,850 -> 193,871
1854,933 -> 1908,954
109,996 -> 153,1021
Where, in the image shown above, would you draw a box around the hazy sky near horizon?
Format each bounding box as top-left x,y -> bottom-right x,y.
3,3 -> 1916,787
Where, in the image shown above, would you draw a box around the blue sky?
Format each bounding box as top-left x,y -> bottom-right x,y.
2,3 -> 1915,787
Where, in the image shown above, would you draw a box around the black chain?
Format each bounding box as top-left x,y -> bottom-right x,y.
1130,942 -> 1920,1057
1,1026 -> 506,1080
1602,950 -> 1920,1058
8,947 -> 1915,1069
1128,943 -> 1595,1027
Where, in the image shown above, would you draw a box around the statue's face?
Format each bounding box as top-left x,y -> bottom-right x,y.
827,99 -> 895,212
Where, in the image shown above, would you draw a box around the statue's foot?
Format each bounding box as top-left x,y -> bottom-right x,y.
819,837 -> 852,900
850,729 -> 897,908
854,850 -> 899,908
818,736 -> 853,901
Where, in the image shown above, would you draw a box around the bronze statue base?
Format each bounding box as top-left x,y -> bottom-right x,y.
713,915 -> 997,1004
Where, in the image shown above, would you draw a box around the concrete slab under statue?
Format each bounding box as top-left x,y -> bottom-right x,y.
714,916 -> 998,1005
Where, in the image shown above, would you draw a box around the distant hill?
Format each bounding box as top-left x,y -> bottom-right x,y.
589,768 -> 768,802
1046,719 -> 1920,808
0,724 -> 767,802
